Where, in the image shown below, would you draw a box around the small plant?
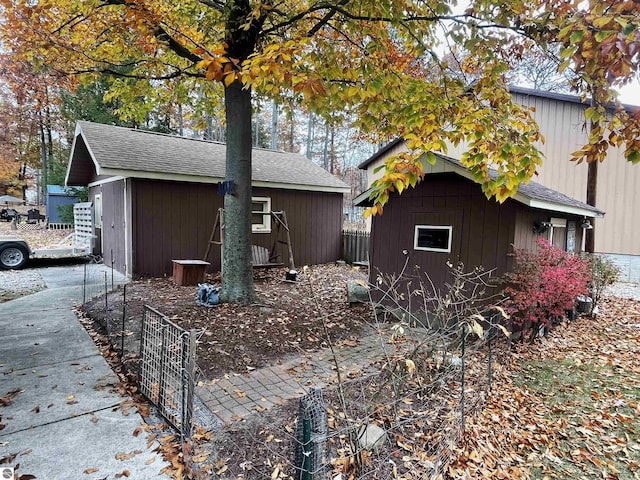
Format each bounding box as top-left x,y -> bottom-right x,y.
503,239 -> 591,337
57,187 -> 89,223
583,253 -> 620,310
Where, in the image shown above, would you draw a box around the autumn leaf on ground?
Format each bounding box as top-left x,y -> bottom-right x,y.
115,452 -> 135,461
0,452 -> 17,464
83,468 -> 99,474
0,388 -> 24,406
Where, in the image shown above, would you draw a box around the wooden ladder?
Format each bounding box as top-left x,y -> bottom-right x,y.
203,208 -> 224,263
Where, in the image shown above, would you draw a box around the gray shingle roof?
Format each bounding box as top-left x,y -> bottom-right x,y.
354,152 -> 604,217
71,121 -> 349,192
432,153 -> 604,216
515,173 -> 604,216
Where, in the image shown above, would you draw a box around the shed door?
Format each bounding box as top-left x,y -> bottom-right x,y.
412,211 -> 463,293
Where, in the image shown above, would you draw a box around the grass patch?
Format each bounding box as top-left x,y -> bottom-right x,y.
518,355 -> 640,479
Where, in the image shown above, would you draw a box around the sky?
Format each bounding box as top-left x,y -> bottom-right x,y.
618,81 -> 640,107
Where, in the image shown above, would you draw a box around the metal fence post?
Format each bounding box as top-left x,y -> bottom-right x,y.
111,249 -> 114,291
461,327 -> 467,437
302,417 -> 312,480
121,285 -> 127,357
83,262 -> 87,304
487,320 -> 493,392
181,330 -> 197,441
104,272 -> 108,331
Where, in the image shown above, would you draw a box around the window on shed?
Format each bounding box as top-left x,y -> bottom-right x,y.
414,225 -> 452,252
94,193 -> 103,229
251,197 -> 271,233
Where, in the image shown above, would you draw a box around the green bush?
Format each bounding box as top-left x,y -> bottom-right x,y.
55,187 -> 88,224
583,254 -> 620,309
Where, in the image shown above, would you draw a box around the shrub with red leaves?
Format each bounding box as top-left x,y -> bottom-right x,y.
503,238 -> 591,331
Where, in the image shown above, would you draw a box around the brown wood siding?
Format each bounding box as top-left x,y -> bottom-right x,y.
369,174 -> 517,292
512,208 -> 584,254
89,181 -> 127,272
130,180 -> 343,277
101,180 -> 127,272
250,187 -> 344,269
68,138 -> 97,185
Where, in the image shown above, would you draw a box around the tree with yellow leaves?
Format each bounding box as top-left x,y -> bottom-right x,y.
2,0 -> 637,303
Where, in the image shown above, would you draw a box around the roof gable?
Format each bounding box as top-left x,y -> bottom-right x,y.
355,153 -> 604,218
66,121 -> 349,193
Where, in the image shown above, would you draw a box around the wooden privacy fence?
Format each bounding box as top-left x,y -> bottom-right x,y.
343,230 -> 370,264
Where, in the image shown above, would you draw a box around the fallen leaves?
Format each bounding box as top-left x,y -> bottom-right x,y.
0,388 -> 23,406
115,450 -> 141,461
83,264 -> 370,378
449,295 -> 640,479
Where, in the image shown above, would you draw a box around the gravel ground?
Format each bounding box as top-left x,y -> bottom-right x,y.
0,220 -> 70,301
0,268 -> 46,300
0,220 -> 70,249
605,282 -> 640,301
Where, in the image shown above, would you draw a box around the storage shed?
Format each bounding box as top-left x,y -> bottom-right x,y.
355,153 -> 604,293
46,185 -> 81,224
65,121 -> 350,277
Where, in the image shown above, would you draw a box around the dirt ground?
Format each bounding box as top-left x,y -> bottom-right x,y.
85,264 -> 372,379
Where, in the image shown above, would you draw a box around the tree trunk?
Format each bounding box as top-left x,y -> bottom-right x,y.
585,160 -> 597,253
306,113 -> 314,159
585,96 -> 597,254
38,115 -> 47,205
221,80 -> 256,303
271,101 -> 278,150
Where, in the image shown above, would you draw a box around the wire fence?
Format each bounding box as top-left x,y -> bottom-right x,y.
81,266 -> 208,444
139,306 -> 198,440
79,258 -> 510,479
81,257 -> 137,364
190,263 -> 510,480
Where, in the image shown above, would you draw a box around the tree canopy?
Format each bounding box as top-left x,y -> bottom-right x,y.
1,0 -> 638,302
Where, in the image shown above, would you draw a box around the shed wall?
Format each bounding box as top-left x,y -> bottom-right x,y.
370,174 -> 517,291
131,179 -> 343,277
512,209 -> 585,254
46,193 -> 79,223
89,180 -> 127,273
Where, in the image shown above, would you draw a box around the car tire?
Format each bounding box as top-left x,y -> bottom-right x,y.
0,243 -> 29,270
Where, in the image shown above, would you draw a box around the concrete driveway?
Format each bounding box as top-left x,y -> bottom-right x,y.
0,264 -> 171,479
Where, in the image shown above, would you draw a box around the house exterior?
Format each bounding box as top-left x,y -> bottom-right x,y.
360,87 -> 640,278
355,153 -> 603,291
65,121 -> 350,277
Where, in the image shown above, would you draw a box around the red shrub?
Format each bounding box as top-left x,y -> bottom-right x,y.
503,239 -> 591,329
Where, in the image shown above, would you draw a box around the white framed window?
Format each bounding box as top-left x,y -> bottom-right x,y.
251,197 -> 271,233
414,225 -> 452,252
94,193 -> 103,229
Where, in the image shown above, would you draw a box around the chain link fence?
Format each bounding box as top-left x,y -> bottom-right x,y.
286,325 -> 504,480
191,262 -> 511,479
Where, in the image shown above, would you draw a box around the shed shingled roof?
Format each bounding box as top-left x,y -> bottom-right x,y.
66,121 -> 349,192
355,152 -> 604,217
